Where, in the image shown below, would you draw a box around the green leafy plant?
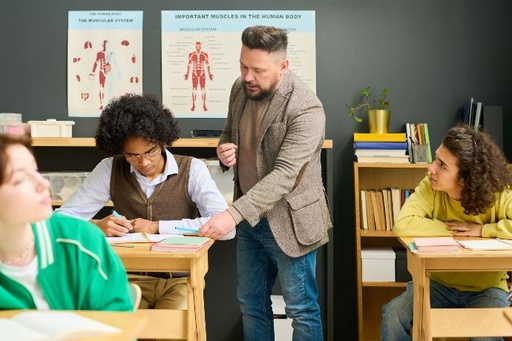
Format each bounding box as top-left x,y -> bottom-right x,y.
346,86 -> 389,123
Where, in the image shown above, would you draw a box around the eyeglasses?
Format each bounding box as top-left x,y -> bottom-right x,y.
124,145 -> 162,162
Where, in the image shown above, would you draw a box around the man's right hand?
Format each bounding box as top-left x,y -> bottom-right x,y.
92,214 -> 133,237
217,143 -> 237,167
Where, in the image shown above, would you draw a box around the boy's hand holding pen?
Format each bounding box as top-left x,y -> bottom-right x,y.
112,210 -> 134,234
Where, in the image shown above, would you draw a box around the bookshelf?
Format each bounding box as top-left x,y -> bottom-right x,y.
354,162 -> 428,341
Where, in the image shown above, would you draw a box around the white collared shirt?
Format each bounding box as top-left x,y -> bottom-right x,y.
55,149 -> 234,239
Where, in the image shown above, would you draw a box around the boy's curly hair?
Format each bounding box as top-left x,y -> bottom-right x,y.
443,123 -> 512,215
95,93 -> 180,156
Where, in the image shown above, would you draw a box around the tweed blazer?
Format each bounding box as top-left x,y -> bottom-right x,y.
221,71 -> 332,257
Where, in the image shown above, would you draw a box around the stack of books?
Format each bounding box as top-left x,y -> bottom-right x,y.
150,236 -> 211,252
354,133 -> 409,163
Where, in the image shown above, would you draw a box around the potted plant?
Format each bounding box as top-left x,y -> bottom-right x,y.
346,86 -> 390,133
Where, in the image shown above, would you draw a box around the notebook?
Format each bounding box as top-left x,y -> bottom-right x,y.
150,236 -> 211,252
412,237 -> 460,253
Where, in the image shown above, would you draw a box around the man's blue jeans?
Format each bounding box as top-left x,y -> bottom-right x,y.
381,280 -> 509,341
236,218 -> 323,341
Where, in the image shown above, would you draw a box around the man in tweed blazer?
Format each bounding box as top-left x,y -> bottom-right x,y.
200,26 -> 332,340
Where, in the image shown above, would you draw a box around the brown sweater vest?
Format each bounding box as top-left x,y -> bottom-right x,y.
110,154 -> 199,221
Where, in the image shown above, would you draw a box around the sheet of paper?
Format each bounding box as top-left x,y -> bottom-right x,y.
8,311 -> 121,340
106,233 -> 174,244
456,239 -> 512,250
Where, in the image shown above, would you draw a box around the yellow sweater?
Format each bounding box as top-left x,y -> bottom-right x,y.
393,176 -> 512,292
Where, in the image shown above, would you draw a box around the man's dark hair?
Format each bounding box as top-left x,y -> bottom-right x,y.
95,93 -> 180,156
241,25 -> 288,53
442,123 -> 512,215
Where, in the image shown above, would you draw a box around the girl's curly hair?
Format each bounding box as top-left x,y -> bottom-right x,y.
443,123 -> 512,215
95,93 -> 180,156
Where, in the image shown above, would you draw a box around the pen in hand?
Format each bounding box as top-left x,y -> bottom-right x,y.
175,226 -> 200,233
112,210 -> 133,233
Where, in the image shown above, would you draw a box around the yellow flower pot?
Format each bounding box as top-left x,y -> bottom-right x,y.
367,109 -> 390,134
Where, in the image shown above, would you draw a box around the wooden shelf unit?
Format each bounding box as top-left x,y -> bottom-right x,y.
32,137 -> 333,149
354,162 -> 428,341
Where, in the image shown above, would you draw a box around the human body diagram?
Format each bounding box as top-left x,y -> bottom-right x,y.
184,41 -> 213,112
89,40 -> 121,110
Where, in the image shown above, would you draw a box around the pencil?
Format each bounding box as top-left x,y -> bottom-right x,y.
111,244 -> 135,248
140,231 -> 151,243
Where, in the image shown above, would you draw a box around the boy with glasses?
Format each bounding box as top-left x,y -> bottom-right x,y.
56,93 -> 234,311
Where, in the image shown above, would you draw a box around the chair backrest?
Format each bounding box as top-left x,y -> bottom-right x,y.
129,283 -> 142,311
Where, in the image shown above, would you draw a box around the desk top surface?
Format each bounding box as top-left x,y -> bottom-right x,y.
399,236 -> 512,258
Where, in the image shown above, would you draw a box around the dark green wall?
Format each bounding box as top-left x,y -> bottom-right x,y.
1,1 -> 511,340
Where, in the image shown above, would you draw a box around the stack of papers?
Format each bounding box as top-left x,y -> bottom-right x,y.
456,238 -> 512,250
106,233 -> 172,244
150,236 -> 211,252
0,311 -> 121,340
412,237 -> 460,253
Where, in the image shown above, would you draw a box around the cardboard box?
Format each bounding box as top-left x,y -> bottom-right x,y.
203,159 -> 234,203
42,172 -> 89,201
28,119 -> 75,137
361,248 -> 396,282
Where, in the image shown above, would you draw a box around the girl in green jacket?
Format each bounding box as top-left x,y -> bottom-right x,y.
0,134 -> 132,311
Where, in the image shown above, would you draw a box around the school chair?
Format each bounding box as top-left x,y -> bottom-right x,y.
129,283 -> 142,311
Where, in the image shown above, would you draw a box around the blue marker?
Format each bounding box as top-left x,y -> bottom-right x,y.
175,226 -> 200,233
112,210 -> 122,219
112,210 -> 133,233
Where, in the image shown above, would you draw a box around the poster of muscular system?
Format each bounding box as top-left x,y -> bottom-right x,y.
162,10 -> 316,118
68,11 -> 143,117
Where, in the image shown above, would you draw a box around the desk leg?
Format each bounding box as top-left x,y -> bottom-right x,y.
189,256 -> 208,341
187,277 -> 197,341
408,253 -> 431,341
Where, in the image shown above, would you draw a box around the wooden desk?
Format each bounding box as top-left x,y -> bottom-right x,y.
113,240 -> 213,341
0,310 -> 148,341
400,237 -> 512,340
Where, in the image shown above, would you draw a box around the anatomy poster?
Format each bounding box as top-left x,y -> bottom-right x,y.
68,11 -> 143,117
162,10 -> 316,118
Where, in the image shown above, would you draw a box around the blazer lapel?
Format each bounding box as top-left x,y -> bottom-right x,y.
232,82 -> 246,146
259,72 -> 293,143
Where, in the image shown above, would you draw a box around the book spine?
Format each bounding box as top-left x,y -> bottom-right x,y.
353,133 -> 406,142
422,123 -> 432,163
354,142 -> 408,149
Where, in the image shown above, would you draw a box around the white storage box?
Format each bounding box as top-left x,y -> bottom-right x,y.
28,119 -> 75,137
204,159 -> 234,203
0,113 -> 22,123
361,248 -> 396,282
41,172 -> 89,201
271,295 -> 293,340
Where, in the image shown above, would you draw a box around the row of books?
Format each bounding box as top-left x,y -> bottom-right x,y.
405,123 -> 432,163
360,188 -> 414,231
353,133 -> 409,163
459,97 -> 483,131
